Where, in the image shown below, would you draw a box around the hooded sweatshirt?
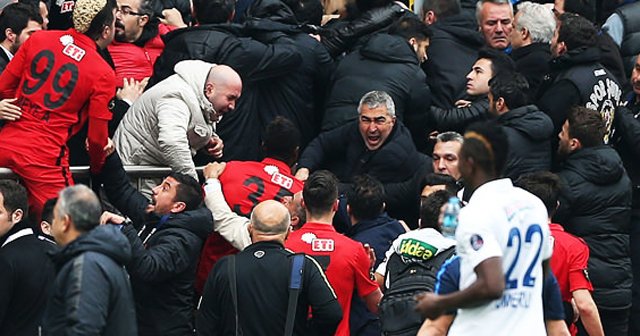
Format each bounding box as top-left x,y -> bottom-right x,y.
114,59 -> 218,179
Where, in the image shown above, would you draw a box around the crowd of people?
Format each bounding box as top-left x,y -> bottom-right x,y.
0,0 -> 639,334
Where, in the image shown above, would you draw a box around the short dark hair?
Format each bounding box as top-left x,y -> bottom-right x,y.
83,0 -> 117,40
389,15 -> 432,41
462,121 -> 509,176
303,170 -> 338,216
423,0 -> 460,19
420,173 -> 458,193
57,185 -> 101,232
41,197 -> 58,224
347,175 -> 385,220
194,0 -> 235,24
263,116 -> 300,164
0,2 -> 43,41
477,47 -> 516,78
514,171 -> 562,217
557,13 -> 597,51
169,173 -> 203,211
0,180 -> 29,219
567,106 -> 604,148
419,189 -> 452,230
135,0 -> 164,45
488,72 -> 529,109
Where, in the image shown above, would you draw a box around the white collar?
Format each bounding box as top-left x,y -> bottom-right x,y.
2,227 -> 33,248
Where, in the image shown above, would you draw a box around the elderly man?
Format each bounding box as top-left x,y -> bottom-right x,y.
42,185 -> 137,336
476,0 -> 513,50
296,90 -> 428,225
196,200 -> 342,336
114,60 -> 242,197
509,1 -> 556,99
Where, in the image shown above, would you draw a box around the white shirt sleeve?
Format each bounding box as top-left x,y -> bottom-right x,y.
456,209 -> 503,270
203,178 -> 252,250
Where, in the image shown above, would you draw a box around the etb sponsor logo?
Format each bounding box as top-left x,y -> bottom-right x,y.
271,172 -> 293,189
63,44 -> 85,62
60,0 -> 74,13
312,239 -> 334,252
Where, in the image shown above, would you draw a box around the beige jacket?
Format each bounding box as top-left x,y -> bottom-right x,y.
114,60 -> 218,179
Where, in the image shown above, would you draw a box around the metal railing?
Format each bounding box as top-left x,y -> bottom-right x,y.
0,166 -> 205,190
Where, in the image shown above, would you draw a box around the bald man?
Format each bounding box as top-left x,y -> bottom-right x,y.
197,200 -> 342,336
114,60 -> 242,198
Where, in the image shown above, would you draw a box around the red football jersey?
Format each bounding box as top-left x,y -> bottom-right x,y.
286,222 -> 379,336
195,158 -> 304,294
0,29 -> 114,164
220,158 -> 304,216
549,223 -> 593,335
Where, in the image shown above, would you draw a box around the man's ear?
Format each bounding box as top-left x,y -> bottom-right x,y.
424,10 -> 436,25
139,15 -> 150,27
331,199 -> 339,212
346,204 -> 351,215
557,41 -> 567,55
170,201 -> 187,213
569,137 -> 582,151
5,28 -> 15,43
496,97 -> 507,112
11,209 -> 23,223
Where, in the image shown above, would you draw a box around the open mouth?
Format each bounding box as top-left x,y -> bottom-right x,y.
367,134 -> 381,145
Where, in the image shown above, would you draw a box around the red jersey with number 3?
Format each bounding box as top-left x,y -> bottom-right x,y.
0,29 -> 114,163
195,158 -> 304,294
219,157 -> 304,215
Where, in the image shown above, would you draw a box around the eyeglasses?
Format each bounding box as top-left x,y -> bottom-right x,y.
116,6 -> 145,16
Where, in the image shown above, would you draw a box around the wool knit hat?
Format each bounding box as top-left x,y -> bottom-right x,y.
73,0 -> 107,33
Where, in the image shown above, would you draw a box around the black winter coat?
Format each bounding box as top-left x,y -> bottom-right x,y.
553,145 -> 633,310
429,96 -> 490,133
497,105 -> 553,179
613,95 -> 640,205
422,14 -> 484,108
42,225 -> 137,336
322,33 -> 431,144
298,121 -> 427,222
0,221 -> 56,336
96,153 -> 213,336
511,42 -> 552,101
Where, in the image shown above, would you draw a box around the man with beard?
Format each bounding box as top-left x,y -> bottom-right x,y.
108,0 -> 176,85
96,149 -> 213,336
554,106 -> 632,336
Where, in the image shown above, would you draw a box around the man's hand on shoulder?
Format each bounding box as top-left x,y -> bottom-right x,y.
204,162 -> 227,180
295,168 -> 310,181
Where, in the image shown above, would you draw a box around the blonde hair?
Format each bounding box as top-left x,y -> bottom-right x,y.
73,0 -> 107,33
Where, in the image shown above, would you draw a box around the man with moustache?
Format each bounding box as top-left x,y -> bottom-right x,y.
554,106 -> 632,335
108,0 -> 176,86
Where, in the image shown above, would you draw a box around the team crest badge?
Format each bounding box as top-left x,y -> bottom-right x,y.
470,234 -> 484,251
254,250 -> 265,259
301,232 -> 316,244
